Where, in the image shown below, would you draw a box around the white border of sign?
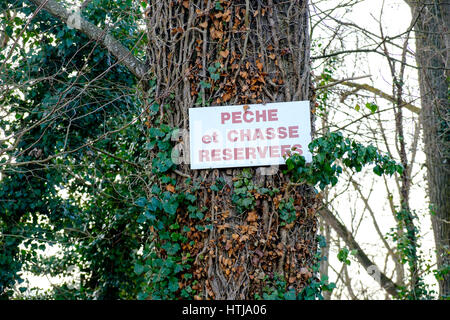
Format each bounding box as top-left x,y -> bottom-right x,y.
189,101 -> 312,170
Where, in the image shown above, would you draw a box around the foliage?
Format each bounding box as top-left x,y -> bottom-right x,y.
297,235 -> 336,300
231,169 -> 257,214
278,198 -> 296,225
387,209 -> 438,300
337,248 -> 351,266
0,0 -> 145,299
284,131 -> 403,190
255,235 -> 336,300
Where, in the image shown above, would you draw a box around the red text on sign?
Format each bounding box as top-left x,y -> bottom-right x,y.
220,109 -> 279,124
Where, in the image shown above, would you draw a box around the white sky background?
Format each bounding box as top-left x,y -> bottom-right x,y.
311,0 -> 437,299
17,0 -> 437,298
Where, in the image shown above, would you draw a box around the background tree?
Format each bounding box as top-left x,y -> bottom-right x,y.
1,0 -> 146,299
405,0 -> 449,297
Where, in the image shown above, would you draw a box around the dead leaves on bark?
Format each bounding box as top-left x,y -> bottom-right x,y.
174,176 -> 319,299
179,0 -> 286,105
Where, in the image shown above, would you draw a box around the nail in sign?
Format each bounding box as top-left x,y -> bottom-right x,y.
189,101 -> 312,169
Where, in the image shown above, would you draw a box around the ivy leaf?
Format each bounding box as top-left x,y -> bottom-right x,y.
185,193 -> 196,203
137,214 -> 147,224
149,127 -> 165,138
162,242 -> 180,255
337,248 -> 351,265
196,212 -> 204,219
327,282 -> 337,291
137,292 -> 149,300
162,200 -> 178,215
168,277 -> 179,292
215,1 -> 224,11
210,73 -> 220,81
148,197 -> 161,211
144,211 -> 156,221
199,81 -> 212,89
284,289 -> 297,300
365,102 -> 378,114
134,263 -> 145,275
373,165 -> 383,176
135,197 -> 147,207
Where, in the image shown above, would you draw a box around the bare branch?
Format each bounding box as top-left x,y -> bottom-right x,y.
315,75 -> 421,114
319,206 -> 399,297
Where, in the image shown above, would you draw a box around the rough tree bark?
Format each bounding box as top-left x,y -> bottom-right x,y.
405,0 -> 449,297
144,0 -> 319,299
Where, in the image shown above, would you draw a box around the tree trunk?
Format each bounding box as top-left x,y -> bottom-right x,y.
145,0 -> 319,299
406,0 -> 450,297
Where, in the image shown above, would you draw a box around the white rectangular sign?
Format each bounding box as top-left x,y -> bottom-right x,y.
189,101 -> 312,170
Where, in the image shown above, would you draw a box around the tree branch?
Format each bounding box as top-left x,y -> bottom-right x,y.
319,206 -> 399,297
29,0 -> 147,80
315,75 -> 421,114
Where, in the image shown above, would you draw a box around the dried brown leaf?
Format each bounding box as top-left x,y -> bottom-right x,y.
219,49 -> 229,58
